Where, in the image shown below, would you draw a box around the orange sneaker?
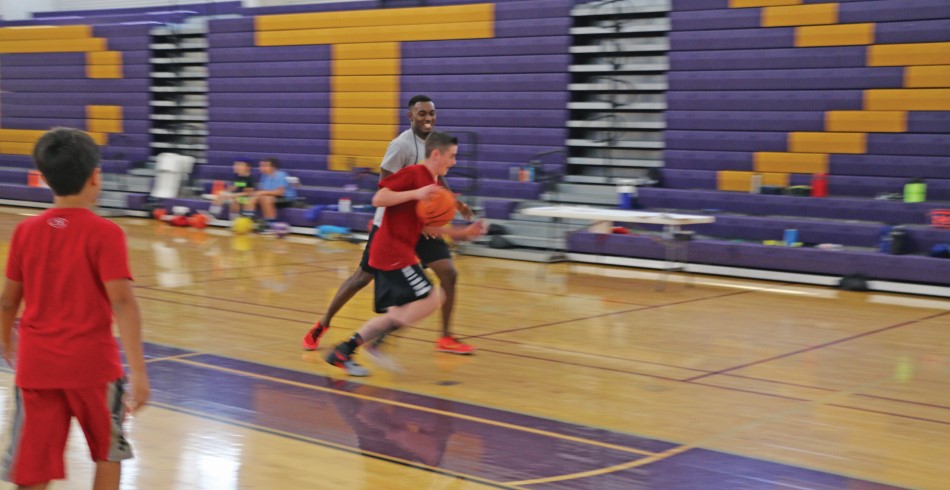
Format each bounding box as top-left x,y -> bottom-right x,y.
436,336 -> 476,355
302,323 -> 328,351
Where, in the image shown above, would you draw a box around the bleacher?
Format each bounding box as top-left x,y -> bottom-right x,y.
568,0 -> 950,286
0,0 -> 947,287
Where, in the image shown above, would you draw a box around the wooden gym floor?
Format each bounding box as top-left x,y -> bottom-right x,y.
0,206 -> 947,489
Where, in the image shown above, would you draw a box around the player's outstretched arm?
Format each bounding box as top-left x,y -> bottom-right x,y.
0,279 -> 23,367
105,279 -> 150,413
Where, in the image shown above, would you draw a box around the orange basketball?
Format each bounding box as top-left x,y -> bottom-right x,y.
416,187 -> 457,227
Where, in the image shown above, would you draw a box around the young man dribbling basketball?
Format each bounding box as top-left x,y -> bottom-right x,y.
326,132 -> 484,376
303,95 -> 478,354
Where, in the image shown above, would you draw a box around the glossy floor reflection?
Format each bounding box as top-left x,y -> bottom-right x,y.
142,346 -> 904,489
0,208 -> 947,489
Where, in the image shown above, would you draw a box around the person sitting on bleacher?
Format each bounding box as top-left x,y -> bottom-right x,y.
208,160 -> 255,219
245,157 -> 297,229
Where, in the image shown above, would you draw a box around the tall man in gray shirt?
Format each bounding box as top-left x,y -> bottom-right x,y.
302,95 -> 477,355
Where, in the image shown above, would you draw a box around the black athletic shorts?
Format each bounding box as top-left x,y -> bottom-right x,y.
373,264 -> 433,313
359,226 -> 452,273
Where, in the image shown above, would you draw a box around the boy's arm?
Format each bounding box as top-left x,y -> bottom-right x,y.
0,279 -> 23,367
105,279 -> 150,413
436,175 -> 474,219
372,184 -> 439,208
424,220 -> 487,242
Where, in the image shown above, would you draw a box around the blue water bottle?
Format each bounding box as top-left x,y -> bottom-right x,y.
783,228 -> 799,246
617,180 -> 637,209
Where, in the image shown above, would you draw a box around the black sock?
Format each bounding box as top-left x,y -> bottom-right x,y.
336,333 -> 364,357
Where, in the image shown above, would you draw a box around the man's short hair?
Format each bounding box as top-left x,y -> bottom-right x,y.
407,94 -> 433,109
262,157 -> 279,168
32,127 -> 100,196
425,131 -> 458,158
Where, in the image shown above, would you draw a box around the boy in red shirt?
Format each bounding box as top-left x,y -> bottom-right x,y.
0,127 -> 150,489
326,131 -> 485,376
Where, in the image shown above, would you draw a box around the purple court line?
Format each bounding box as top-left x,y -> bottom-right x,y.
721,373 -> 838,392
450,335 -> 712,373
459,282 -> 654,307
683,310 -> 950,382
137,286 -> 327,317
827,404 -> 950,427
685,381 -> 810,403
134,288 -> 446,336
136,267 -> 335,289
465,289 -> 754,340
133,258 -> 341,279
723,374 -> 950,412
136,294 -> 311,324
852,393 -> 950,412
463,306 -> 654,340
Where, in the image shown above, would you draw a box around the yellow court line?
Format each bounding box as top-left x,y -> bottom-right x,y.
505,445 -> 692,486
170,357 -> 658,457
143,352 -> 204,363
148,401 -> 523,490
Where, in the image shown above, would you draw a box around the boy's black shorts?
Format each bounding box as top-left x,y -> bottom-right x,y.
373,264 -> 433,313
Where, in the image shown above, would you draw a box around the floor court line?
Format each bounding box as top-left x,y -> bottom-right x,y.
458,282 -> 654,307
465,289 -> 755,340
142,352 -> 204,363
462,306 -> 654,340
723,374 -> 950,411
136,266 -> 334,289
131,258 -> 342,280
686,380 -> 810,403
163,356 -> 660,458
825,404 -> 950,426
684,310 -> 950,382
456,335 -> 712,372
504,445 -> 692,486
137,286 -> 330,316
143,347 -> 905,489
136,294 -> 312,325
147,401 -> 523,490
851,393 -> 950,411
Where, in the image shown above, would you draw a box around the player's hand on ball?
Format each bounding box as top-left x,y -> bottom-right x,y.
415,184 -> 440,201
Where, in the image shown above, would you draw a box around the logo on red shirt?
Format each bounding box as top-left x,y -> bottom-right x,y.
47,217 -> 68,229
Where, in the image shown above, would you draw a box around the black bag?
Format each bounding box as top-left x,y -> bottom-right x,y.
838,273 -> 869,291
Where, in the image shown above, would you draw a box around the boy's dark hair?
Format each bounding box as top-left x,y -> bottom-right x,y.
262,157 -> 280,168
407,94 -> 432,109
32,127 -> 100,196
425,131 -> 458,158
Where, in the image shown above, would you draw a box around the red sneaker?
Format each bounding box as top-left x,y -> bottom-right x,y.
302,323 -> 328,351
436,336 -> 476,355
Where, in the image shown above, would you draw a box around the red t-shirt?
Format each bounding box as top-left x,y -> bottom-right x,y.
5,208 -> 130,389
368,165 -> 438,271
